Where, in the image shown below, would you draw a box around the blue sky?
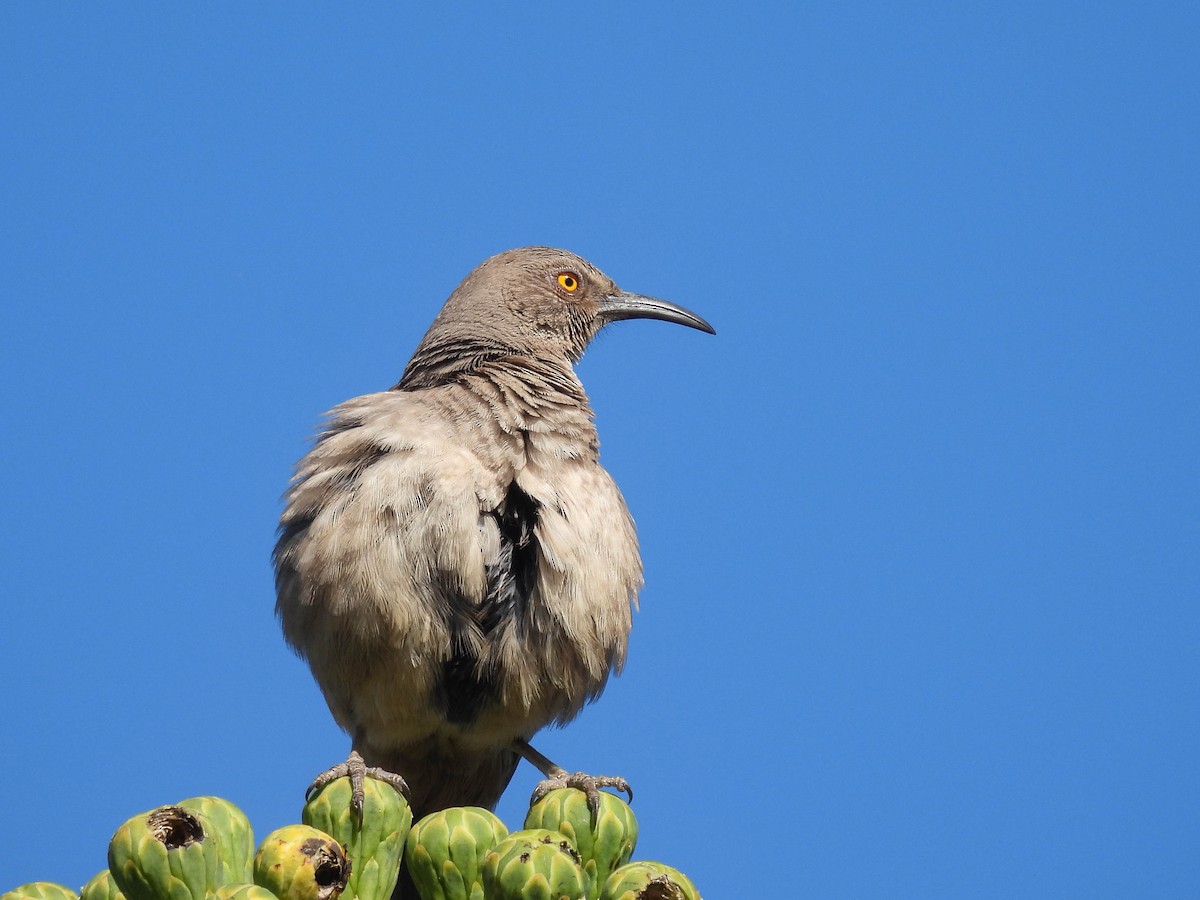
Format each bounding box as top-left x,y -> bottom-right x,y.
2,4 -> 1197,897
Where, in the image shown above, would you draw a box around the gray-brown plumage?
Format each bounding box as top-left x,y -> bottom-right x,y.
273,247 -> 713,832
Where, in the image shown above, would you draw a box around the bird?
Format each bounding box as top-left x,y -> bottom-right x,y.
273,247 -> 713,843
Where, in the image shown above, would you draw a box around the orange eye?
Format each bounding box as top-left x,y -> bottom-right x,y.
557,272 -> 580,292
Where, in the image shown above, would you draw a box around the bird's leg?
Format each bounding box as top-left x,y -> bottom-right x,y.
306,750 -> 411,825
513,738 -> 633,818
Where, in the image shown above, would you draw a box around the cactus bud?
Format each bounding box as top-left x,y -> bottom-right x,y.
2,884 -> 78,900
108,806 -> 221,900
78,870 -> 123,900
212,885 -> 278,900
600,862 -> 700,900
482,829 -> 586,900
302,777 -> 411,900
405,806 -> 508,900
525,789 -> 637,900
253,825 -> 349,900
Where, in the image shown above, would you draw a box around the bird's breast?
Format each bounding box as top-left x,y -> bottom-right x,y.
274,388 -> 643,750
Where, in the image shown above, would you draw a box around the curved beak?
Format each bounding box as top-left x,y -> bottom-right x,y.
598,291 -> 716,335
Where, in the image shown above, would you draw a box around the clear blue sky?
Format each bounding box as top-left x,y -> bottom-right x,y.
2,4 -> 1197,897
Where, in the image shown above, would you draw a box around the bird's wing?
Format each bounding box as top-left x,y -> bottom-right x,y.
273,390 -> 507,740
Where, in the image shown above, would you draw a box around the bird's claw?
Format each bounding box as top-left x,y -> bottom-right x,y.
306,751 -> 411,825
530,771 -> 633,819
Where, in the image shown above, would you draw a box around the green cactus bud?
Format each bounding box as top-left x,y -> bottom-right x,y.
107,806 -> 222,900
79,870 -> 124,900
1,884 -> 78,900
301,776 -> 411,900
524,789 -> 638,900
177,797 -> 255,884
404,806 -> 509,900
212,884 -> 279,900
481,829 -> 586,900
253,825 -> 349,900
600,862 -> 700,900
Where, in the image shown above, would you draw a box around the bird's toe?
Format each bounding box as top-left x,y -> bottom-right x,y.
530,770 -> 633,818
306,750 -> 411,825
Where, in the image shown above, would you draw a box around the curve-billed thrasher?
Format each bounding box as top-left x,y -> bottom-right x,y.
274,247 -> 713,831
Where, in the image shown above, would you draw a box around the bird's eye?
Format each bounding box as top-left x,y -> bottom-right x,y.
557,272 -> 580,292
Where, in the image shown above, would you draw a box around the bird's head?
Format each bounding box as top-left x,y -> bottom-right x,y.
412,247 -> 714,371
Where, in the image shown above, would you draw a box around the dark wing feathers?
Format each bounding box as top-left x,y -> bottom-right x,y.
436,481 -> 541,724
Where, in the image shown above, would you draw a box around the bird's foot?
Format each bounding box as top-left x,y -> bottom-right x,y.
306,750 -> 411,824
530,770 -> 634,818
